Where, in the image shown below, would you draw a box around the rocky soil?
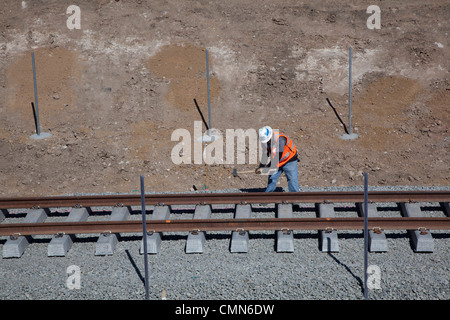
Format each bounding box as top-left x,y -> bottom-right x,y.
0,0 -> 448,197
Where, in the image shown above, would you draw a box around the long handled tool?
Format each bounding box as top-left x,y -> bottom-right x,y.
232,169 -> 255,177
232,168 -> 278,177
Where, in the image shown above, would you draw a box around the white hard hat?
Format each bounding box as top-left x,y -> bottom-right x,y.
258,126 -> 273,143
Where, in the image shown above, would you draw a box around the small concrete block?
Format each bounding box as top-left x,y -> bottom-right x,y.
140,205 -> 171,254
316,203 -> 339,252
277,204 -> 293,218
110,206 -> 131,221
399,202 -> 420,217
369,230 -> 388,252
356,203 -> 378,218
277,230 -> 294,252
65,207 -> 89,222
192,205 -> 212,219
411,229 -> 434,252
95,233 -> 119,256
3,208 -> 47,258
316,203 -> 335,218
48,207 -> 89,257
24,208 -> 48,223
230,230 -> 249,253
276,204 -> 294,252
399,202 -> 434,252
321,231 -> 339,252
47,234 -> 74,257
357,203 -> 388,252
96,206 -> 130,256
186,205 -> 211,254
142,233 -> 163,254
151,206 -> 171,220
185,232 -> 206,253
234,204 -> 252,219
0,209 -> 6,223
2,236 -> 30,258
230,204 -> 252,253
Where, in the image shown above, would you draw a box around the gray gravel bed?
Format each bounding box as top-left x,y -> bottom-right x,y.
0,186 -> 448,300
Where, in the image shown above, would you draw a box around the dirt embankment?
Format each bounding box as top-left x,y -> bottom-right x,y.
0,0 -> 448,196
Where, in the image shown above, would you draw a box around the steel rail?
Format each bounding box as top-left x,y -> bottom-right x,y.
0,217 -> 449,236
0,191 -> 449,209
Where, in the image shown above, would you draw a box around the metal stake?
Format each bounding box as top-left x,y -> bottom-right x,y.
348,47 -> 352,135
206,49 -> 211,136
32,52 -> 40,136
140,175 -> 150,300
363,172 -> 369,300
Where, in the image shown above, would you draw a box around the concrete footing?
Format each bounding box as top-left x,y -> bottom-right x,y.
95,206 -> 130,256
48,207 -> 89,257
276,204 -> 294,252
316,203 -> 339,252
230,204 -> 252,253
140,205 -> 171,254
30,132 -> 52,140
357,203 -> 388,252
186,205 -> 211,253
3,209 -> 47,258
339,133 -> 359,140
399,202 -> 434,252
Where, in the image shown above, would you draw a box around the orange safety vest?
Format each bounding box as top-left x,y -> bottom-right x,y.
267,132 -> 297,168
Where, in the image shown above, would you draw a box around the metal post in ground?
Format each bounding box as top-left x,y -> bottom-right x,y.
206,49 -> 211,137
32,52 -> 40,136
349,46 -> 352,135
363,172 -> 369,300
339,47 -> 357,140
140,175 -> 150,300
30,52 -> 52,140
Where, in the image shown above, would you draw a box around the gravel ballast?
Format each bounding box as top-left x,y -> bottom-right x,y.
0,186 -> 448,300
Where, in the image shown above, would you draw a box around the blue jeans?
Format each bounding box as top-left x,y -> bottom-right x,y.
265,160 -> 299,192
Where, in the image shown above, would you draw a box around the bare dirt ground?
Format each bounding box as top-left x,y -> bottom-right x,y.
0,0 -> 448,197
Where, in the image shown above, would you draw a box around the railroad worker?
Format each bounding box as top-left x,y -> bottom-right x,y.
256,126 -> 299,192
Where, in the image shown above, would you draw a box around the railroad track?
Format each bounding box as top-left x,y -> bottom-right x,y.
1,190 -> 449,258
